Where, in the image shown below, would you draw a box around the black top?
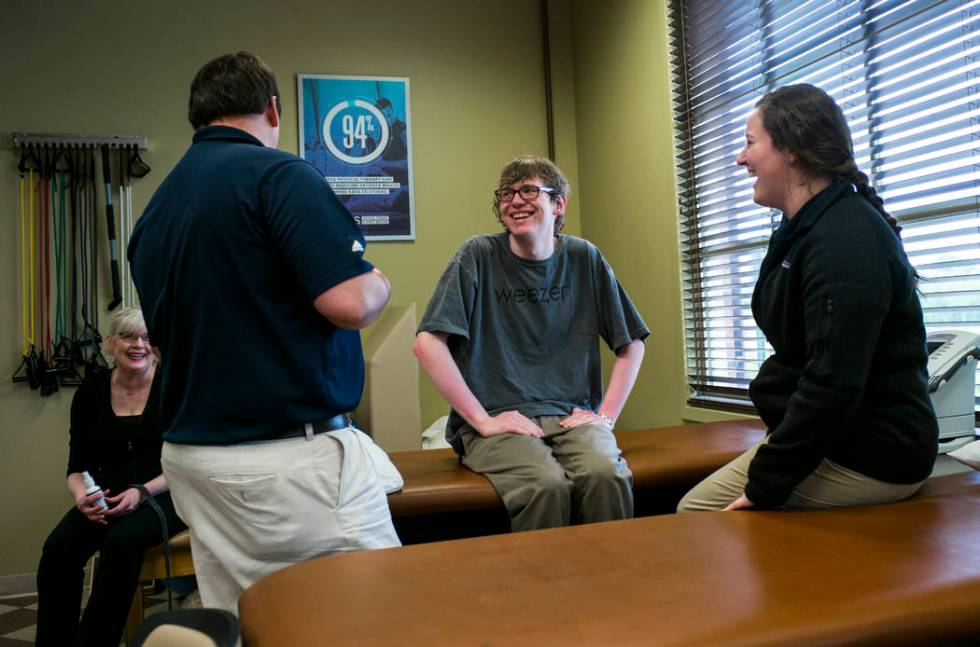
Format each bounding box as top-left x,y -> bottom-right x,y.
129,126 -> 373,445
746,179 -> 938,508
66,371 -> 164,496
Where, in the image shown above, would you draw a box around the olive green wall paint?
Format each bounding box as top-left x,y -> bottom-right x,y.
0,0 -> 578,580
0,0 -> 717,583
569,0 -> 686,430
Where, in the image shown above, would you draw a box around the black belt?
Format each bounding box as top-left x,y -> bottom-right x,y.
261,414 -> 351,442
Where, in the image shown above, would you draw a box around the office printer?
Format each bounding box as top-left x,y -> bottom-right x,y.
927,330 -> 980,446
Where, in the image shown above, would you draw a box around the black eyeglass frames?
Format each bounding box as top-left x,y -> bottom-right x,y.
494,185 -> 556,202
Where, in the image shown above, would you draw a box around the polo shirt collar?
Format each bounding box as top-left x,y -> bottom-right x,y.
192,125 -> 264,147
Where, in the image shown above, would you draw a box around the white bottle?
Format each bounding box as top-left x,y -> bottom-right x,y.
82,471 -> 109,512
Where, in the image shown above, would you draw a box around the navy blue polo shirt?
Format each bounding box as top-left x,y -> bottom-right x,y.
129,126 -> 373,444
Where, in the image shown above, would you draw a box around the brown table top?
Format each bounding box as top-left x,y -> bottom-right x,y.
239,471 -> 980,647
615,419 -> 766,487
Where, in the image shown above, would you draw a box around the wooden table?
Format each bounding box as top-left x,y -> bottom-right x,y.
239,472 -> 980,646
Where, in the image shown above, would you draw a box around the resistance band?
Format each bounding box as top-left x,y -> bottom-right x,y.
100,145 -> 122,311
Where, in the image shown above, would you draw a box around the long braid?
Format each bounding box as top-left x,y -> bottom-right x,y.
841,161 -> 920,281
840,163 -> 901,236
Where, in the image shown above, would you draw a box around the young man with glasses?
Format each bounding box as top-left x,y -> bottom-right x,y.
414,155 -> 648,531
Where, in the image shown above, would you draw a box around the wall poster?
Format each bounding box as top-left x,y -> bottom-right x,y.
298,74 -> 414,240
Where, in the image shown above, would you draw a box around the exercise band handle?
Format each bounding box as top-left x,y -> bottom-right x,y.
100,145 -> 122,310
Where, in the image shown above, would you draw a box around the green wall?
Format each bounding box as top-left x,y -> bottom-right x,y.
569,0 -> 757,427
570,0 -> 685,431
0,0 -> 705,584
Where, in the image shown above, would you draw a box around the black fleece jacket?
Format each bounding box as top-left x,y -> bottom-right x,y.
745,179 -> 938,508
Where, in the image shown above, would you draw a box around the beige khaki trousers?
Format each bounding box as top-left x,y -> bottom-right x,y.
162,427 -> 401,615
677,437 -> 925,512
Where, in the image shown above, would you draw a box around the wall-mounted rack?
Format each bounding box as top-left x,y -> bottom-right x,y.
10,132 -> 148,150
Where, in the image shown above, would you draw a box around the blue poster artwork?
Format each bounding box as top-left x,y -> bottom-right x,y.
298,75 -> 414,240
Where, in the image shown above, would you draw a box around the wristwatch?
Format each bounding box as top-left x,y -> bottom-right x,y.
597,412 -> 615,429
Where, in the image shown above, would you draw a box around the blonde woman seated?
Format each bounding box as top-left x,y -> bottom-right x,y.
36,307 -> 186,646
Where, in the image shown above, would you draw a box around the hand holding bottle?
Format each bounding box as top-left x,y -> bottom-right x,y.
77,471 -> 110,525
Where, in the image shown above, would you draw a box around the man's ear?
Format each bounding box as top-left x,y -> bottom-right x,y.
554,195 -> 568,215
265,96 -> 280,128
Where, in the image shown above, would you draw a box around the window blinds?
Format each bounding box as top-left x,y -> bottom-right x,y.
669,0 -> 980,410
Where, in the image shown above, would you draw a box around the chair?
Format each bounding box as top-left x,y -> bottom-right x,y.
129,609 -> 239,647
124,530 -> 197,644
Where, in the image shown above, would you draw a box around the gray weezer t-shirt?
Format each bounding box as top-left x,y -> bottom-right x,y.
418,232 -> 650,451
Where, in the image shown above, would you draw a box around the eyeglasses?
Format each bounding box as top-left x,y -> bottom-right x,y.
494,185 -> 556,203
118,332 -> 151,344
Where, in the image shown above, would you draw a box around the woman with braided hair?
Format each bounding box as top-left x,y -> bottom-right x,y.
678,84 -> 938,512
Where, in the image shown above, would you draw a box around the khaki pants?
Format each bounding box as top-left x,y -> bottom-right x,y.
461,416 -> 633,532
677,438 -> 925,512
162,427 -> 401,615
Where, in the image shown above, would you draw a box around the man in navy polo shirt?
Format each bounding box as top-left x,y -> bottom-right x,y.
129,52 -> 400,614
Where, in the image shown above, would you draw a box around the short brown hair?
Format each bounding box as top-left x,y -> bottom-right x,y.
492,155 -> 571,235
188,52 -> 281,130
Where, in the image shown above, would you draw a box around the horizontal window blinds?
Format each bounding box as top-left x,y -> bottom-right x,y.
669,0 -> 980,409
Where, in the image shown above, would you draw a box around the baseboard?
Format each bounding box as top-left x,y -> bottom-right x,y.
0,572 -> 37,598
0,564 -> 96,599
